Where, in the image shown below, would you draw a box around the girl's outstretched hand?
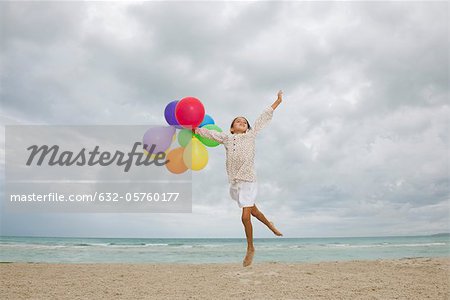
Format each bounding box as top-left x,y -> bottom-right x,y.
277,90 -> 283,101
271,90 -> 283,110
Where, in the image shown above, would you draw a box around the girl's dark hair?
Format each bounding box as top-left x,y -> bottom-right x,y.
230,116 -> 251,134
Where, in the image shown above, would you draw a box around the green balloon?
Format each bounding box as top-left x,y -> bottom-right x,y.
196,124 -> 222,147
178,129 -> 193,147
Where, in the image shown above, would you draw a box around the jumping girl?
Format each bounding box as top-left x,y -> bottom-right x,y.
194,90 -> 284,267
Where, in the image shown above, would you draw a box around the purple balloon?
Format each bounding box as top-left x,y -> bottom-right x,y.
164,100 -> 183,129
142,126 -> 175,154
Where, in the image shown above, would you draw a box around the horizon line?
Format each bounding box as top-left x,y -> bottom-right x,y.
1,233 -> 449,240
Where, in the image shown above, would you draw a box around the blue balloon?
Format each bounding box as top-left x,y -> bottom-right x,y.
199,114 -> 215,128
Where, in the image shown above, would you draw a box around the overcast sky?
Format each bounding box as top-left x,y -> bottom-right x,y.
0,1 -> 448,238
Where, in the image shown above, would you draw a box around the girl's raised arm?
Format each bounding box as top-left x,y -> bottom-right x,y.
253,106 -> 274,134
253,90 -> 282,134
271,90 -> 283,110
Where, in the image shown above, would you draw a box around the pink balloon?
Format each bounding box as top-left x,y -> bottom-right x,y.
175,97 -> 205,129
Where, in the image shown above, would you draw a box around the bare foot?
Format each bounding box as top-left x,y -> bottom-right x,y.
270,221 -> 283,236
243,249 -> 255,267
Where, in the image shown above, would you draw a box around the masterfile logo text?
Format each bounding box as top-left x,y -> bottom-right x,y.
4,125 -> 192,213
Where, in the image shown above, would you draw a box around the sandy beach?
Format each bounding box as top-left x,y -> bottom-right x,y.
1,257 -> 448,299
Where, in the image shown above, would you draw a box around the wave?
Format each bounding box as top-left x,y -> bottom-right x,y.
0,242 -> 171,249
0,244 -> 67,249
0,241 -> 447,250
108,242 -> 147,246
324,242 -> 447,248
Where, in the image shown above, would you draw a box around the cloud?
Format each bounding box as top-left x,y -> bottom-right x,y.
0,1 -> 448,238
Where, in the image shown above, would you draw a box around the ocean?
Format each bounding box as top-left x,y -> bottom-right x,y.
0,235 -> 448,264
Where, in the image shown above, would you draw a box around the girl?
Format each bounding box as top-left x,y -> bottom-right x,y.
194,90 -> 284,267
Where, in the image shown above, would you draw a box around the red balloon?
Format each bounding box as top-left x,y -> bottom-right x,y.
175,97 -> 205,129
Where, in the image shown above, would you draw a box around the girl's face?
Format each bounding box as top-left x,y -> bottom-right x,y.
231,117 -> 249,134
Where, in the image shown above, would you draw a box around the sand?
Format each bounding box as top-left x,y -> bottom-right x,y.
1,257 -> 448,299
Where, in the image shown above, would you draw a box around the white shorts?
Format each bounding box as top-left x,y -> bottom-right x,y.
229,180 -> 258,208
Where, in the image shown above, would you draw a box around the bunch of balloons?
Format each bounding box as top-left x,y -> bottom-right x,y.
142,97 -> 224,174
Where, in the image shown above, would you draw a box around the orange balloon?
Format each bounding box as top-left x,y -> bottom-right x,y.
165,147 -> 188,174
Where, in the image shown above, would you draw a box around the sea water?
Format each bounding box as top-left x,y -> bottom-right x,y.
0,235 -> 448,264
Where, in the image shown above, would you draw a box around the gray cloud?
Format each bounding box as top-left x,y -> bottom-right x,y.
0,1 -> 448,238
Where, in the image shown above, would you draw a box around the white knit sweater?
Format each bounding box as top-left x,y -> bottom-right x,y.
195,105 -> 274,183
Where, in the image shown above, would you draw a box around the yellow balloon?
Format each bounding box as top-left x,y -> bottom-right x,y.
183,137 -> 208,171
172,132 -> 177,143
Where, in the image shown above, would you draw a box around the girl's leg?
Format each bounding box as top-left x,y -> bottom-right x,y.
242,206 -> 255,267
241,207 -> 254,251
251,205 -> 283,236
